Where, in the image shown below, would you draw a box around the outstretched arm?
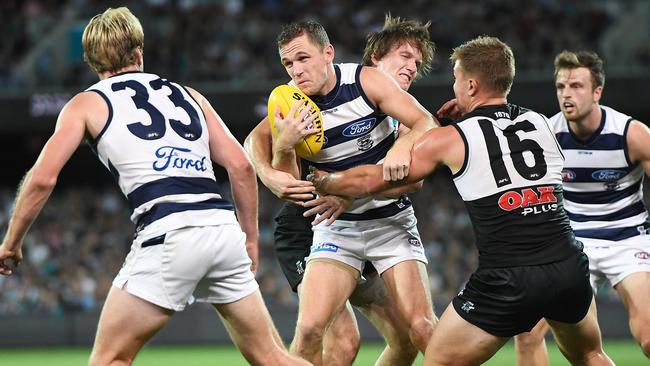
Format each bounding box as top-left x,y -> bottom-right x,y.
244,119 -> 314,203
0,92 -> 93,275
311,126 -> 463,198
190,88 -> 260,273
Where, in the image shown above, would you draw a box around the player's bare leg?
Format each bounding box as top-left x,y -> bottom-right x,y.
357,290 -> 418,366
615,271 -> 650,358
215,290 -> 311,366
514,319 -> 550,366
322,301 -> 360,365
382,260 -> 436,353
89,285 -> 173,366
423,303 -> 508,366
547,298 -> 614,365
291,259 -> 358,365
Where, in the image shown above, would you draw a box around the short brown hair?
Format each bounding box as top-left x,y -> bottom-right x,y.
362,14 -> 435,80
277,20 -> 330,50
450,36 -> 515,96
82,7 -> 144,74
554,50 -> 605,89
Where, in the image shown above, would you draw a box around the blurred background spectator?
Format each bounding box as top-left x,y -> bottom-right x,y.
1,0 -> 649,91
0,0 -> 647,320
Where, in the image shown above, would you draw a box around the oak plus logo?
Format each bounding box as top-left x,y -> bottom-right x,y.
498,186 -> 559,216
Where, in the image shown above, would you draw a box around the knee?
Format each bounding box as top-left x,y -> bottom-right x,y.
631,318 -> 650,358
295,319 -> 327,346
407,315 -> 435,346
639,336 -> 650,358
515,332 -> 545,350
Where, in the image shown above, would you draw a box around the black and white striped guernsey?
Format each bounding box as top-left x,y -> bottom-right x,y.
452,104 -> 581,268
551,106 -> 649,242
292,63 -> 410,221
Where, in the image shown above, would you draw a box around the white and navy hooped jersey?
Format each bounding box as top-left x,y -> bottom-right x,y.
86,71 -> 233,234
453,104 -> 580,268
551,106 -> 648,242
293,63 -> 409,220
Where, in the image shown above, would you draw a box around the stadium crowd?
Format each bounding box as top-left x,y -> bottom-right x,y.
2,0 -> 646,90
0,170 -> 478,316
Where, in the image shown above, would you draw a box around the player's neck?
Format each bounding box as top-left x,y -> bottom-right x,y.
99,64 -> 142,80
469,96 -> 507,112
568,105 -> 601,141
317,64 -> 338,96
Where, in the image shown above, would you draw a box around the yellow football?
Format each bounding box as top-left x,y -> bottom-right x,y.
267,84 -> 324,157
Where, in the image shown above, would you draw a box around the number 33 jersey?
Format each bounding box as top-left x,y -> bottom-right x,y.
86,72 -> 233,233
451,104 -> 581,268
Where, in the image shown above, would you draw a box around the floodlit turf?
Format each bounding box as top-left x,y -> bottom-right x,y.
0,340 -> 644,365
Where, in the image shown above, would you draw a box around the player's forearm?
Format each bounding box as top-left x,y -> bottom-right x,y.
316,166 -> 389,198
228,162 -> 260,243
395,115 -> 436,150
271,146 -> 300,178
3,169 -> 56,249
380,180 -> 423,198
244,130 -> 275,185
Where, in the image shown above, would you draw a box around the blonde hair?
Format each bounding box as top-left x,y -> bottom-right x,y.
451,36 -> 515,96
82,7 -> 144,74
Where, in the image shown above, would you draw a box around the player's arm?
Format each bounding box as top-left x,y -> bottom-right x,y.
189,88 -> 260,273
0,92 -> 92,275
360,67 -> 437,181
380,180 -> 424,198
244,119 -> 314,203
627,120 -> 650,176
312,127 -> 460,197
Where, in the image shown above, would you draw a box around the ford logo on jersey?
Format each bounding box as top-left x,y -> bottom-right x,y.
591,169 -> 626,182
342,118 -> 375,137
153,146 -> 208,172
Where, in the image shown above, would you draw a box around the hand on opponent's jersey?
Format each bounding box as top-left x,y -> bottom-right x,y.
273,100 -> 320,152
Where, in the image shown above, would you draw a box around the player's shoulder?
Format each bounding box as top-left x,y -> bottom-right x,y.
548,111 -> 564,123
67,90 -> 106,111
456,103 -> 540,123
601,105 -> 632,123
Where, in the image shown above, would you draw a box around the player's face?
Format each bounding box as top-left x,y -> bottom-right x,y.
280,34 -> 334,96
555,67 -> 602,122
374,42 -> 422,91
452,61 -> 470,114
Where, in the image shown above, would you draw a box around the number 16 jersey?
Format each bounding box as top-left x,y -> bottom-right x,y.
451,104 -> 581,268
86,71 -> 234,235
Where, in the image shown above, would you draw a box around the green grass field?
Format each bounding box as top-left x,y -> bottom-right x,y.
0,340 -> 644,365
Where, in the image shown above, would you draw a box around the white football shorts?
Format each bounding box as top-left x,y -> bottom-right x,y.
579,234 -> 650,291
113,223 -> 258,311
309,207 -> 427,274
